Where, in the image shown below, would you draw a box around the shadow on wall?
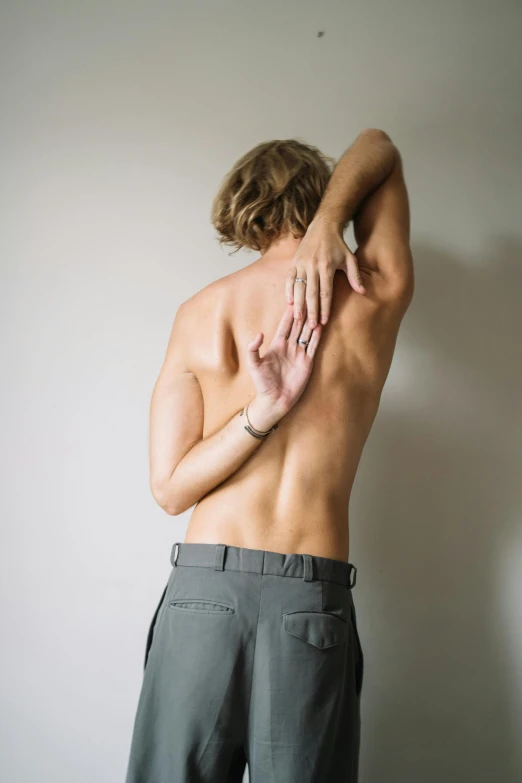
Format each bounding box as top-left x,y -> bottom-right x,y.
355,238 -> 522,783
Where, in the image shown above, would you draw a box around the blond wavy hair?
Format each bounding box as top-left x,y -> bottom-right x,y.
211,139 -> 335,254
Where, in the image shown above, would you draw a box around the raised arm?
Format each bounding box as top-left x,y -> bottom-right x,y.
149,302 -> 323,515
314,128 -> 398,233
287,128 -> 400,327
352,146 -> 413,301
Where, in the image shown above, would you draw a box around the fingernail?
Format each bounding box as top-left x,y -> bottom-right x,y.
309,318 -> 316,328
321,315 -> 328,324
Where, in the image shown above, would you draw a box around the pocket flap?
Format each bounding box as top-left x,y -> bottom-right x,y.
283,611 -> 348,649
169,598 -> 235,614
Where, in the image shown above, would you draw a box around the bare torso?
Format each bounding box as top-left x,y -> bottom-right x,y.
181,250 -> 403,562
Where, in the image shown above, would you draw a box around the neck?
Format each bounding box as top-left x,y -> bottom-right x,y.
259,232 -> 303,264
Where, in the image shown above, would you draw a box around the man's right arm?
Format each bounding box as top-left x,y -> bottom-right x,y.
149,303 -> 280,516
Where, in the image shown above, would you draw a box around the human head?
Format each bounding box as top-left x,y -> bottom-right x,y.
211,138 -> 335,255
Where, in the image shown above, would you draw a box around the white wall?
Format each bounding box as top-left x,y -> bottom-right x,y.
2,2 -> 521,781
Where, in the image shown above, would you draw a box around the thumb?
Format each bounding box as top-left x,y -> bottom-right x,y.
247,332 -> 264,367
344,251 -> 366,294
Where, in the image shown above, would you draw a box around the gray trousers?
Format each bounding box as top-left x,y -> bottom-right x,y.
125,542 -> 363,783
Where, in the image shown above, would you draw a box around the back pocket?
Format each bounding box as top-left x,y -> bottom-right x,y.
283,611 -> 348,649
169,598 -> 235,614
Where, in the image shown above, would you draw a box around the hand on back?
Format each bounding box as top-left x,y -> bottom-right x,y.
285,218 -> 366,328
245,303 -> 323,426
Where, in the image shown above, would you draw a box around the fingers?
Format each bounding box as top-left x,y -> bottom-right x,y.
296,319 -> 313,349
305,323 -> 323,359
288,309 -> 306,344
287,263 -> 338,328
292,269 -> 307,319
318,264 -> 335,325
273,302 -> 295,342
285,266 -> 297,304
304,268 -> 320,329
345,252 -> 366,294
295,318 -> 322,361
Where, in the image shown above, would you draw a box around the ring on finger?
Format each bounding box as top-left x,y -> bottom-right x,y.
297,322 -> 312,347
294,277 -> 307,285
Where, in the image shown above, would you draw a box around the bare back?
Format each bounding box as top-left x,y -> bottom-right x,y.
184,254 -> 407,561
151,145 -> 413,561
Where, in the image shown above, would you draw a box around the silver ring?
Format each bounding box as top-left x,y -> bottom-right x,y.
297,338 -> 310,346
294,277 -> 307,284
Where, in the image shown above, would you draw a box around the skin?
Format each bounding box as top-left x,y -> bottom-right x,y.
150,129 -> 413,562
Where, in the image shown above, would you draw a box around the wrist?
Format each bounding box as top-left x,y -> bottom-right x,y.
310,209 -> 349,235
246,395 -> 286,433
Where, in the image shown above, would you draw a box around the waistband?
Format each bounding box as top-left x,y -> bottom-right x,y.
170,542 -> 357,589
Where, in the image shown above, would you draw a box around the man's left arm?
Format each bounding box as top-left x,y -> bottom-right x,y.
287,128 -> 397,328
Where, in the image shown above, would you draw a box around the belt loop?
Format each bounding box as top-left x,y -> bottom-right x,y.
214,543 -> 226,571
302,554 -> 314,582
348,564 -> 357,589
171,542 -> 180,567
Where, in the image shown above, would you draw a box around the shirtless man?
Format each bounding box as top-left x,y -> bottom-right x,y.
125,129 -> 413,783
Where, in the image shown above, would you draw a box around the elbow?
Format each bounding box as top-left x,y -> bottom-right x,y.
397,276 -> 415,311
391,266 -> 415,312
150,479 -> 188,517
359,127 -> 393,144
358,129 -> 398,172
156,495 -> 186,517
160,500 -> 183,517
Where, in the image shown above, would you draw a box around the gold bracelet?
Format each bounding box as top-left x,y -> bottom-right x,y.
240,403 -> 279,439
